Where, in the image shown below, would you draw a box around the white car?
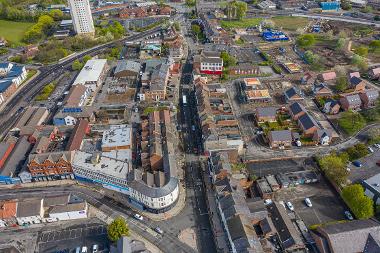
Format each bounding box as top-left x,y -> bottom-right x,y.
81,246 -> 88,253
92,245 -> 98,253
368,147 -> 374,153
305,198 -> 312,207
374,144 -> 380,149
134,214 -> 143,221
286,201 -> 294,211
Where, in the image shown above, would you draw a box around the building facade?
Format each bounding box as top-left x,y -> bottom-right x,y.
68,0 -> 95,36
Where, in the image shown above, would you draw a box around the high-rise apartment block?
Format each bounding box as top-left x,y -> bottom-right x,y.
68,0 -> 95,36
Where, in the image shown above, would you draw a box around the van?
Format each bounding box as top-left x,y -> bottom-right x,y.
81,246 -> 88,253
75,247 -> 81,253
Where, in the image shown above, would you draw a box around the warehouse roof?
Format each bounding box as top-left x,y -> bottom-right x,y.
73,59 -> 107,85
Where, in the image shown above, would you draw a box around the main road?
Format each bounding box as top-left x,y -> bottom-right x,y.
0,26 -> 163,138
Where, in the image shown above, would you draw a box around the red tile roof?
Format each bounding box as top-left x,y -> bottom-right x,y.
0,200 -> 17,219
66,120 -> 89,151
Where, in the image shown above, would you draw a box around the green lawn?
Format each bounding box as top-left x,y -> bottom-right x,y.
271,16 -> 309,31
220,18 -> 263,29
0,19 -> 34,44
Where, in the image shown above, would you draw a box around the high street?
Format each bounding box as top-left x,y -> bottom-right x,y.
0,26 -> 163,139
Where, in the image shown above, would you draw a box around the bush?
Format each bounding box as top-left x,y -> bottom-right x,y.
35,82 -> 56,101
342,184 -> 374,219
297,34 -> 316,48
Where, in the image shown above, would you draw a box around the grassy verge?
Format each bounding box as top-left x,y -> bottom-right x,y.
271,16 -> 309,31
220,18 -> 263,29
143,106 -> 168,115
35,82 -> 56,101
0,20 -> 34,45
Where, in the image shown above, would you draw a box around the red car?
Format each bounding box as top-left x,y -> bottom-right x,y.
377,161 -> 380,167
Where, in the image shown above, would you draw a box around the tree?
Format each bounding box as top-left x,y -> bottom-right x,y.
342,184 -> 374,219
49,9 -> 64,21
82,55 -> 92,64
351,54 -> 368,71
355,46 -> 369,57
369,40 -> 380,53
220,51 -> 237,68
297,34 -> 316,48
318,153 -> 349,186
362,5 -> 373,13
185,0 -> 196,7
107,217 -> 129,242
335,76 -> 348,92
340,0 -> 352,10
338,110 -> 366,135
173,22 -> 180,31
226,1 -> 247,20
335,38 -> 346,51
346,143 -> 369,161
72,59 -> 83,71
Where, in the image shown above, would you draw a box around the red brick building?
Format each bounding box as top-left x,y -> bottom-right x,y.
27,151 -> 73,179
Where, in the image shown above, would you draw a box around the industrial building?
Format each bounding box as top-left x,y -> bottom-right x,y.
72,59 -> 108,92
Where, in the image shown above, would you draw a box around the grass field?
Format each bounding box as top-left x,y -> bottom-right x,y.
0,19 -> 34,44
271,16 -> 309,31
220,18 -> 263,29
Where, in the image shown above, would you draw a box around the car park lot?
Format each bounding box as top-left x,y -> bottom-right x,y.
349,149 -> 380,183
274,177 -> 347,227
38,221 -> 108,253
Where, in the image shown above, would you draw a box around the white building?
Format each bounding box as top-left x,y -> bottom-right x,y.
49,202 -> 88,220
72,59 -> 108,92
102,125 -> 132,151
16,199 -> 44,225
68,0 -> 95,36
363,173 -> 380,205
72,151 -> 179,213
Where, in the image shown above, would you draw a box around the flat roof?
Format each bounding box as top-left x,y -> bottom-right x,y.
102,125 -> 132,148
73,151 -> 131,180
73,59 -> 107,85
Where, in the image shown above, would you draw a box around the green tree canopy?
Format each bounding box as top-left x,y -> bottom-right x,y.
107,217 -> 130,242
220,51 -> 237,68
351,54 -> 368,71
342,184 -> 374,219
297,34 -> 316,48
49,9 -> 64,21
318,153 -> 349,186
226,0 -> 247,20
346,143 -> 369,161
338,110 -> 366,135
335,76 -> 348,92
355,46 -> 369,57
335,38 -> 346,51
369,40 -> 380,53
71,59 -> 83,71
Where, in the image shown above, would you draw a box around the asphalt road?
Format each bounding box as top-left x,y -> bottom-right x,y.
0,26 -> 163,139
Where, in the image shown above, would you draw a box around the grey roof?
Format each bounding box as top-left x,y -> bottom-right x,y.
201,56 -> 223,64
315,129 -> 332,139
343,94 -> 361,106
315,219 -> 380,253
0,143 -> 12,161
289,102 -> 306,116
256,107 -> 277,118
49,202 -> 87,214
16,199 -> 42,217
128,177 -> 179,199
2,136 -> 31,177
111,236 -> 151,253
313,83 -> 331,94
267,202 -> 304,249
202,51 -> 220,58
298,113 -> 318,131
269,130 -> 292,142
363,89 -> 379,101
43,194 -> 70,207
115,60 -> 141,75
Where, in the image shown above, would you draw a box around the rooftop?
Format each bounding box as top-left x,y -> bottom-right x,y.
73,59 -> 107,85
102,125 -> 132,149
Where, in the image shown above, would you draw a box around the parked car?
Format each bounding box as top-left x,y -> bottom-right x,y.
81,247 -> 88,253
134,214 -> 143,221
305,198 -> 312,207
92,245 -> 98,253
368,147 -> 374,153
352,161 -> 362,167
286,201 -> 294,211
154,227 -> 164,235
345,211 -> 354,220
374,144 -> 380,149
376,160 -> 380,167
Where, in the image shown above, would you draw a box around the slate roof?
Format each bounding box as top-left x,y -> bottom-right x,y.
289,102 -> 306,116
16,199 -> 42,217
298,113 -> 318,131
284,87 -> 303,101
315,219 -> 380,253
269,130 -> 292,142
350,76 -> 364,86
256,107 -> 277,118
362,89 -> 379,102
114,60 -> 141,75
343,94 -> 362,106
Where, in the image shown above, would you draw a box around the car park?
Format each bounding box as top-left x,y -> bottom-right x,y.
305,198 -> 312,207
345,211 -> 354,220
286,201 -> 294,211
134,214 -> 143,221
